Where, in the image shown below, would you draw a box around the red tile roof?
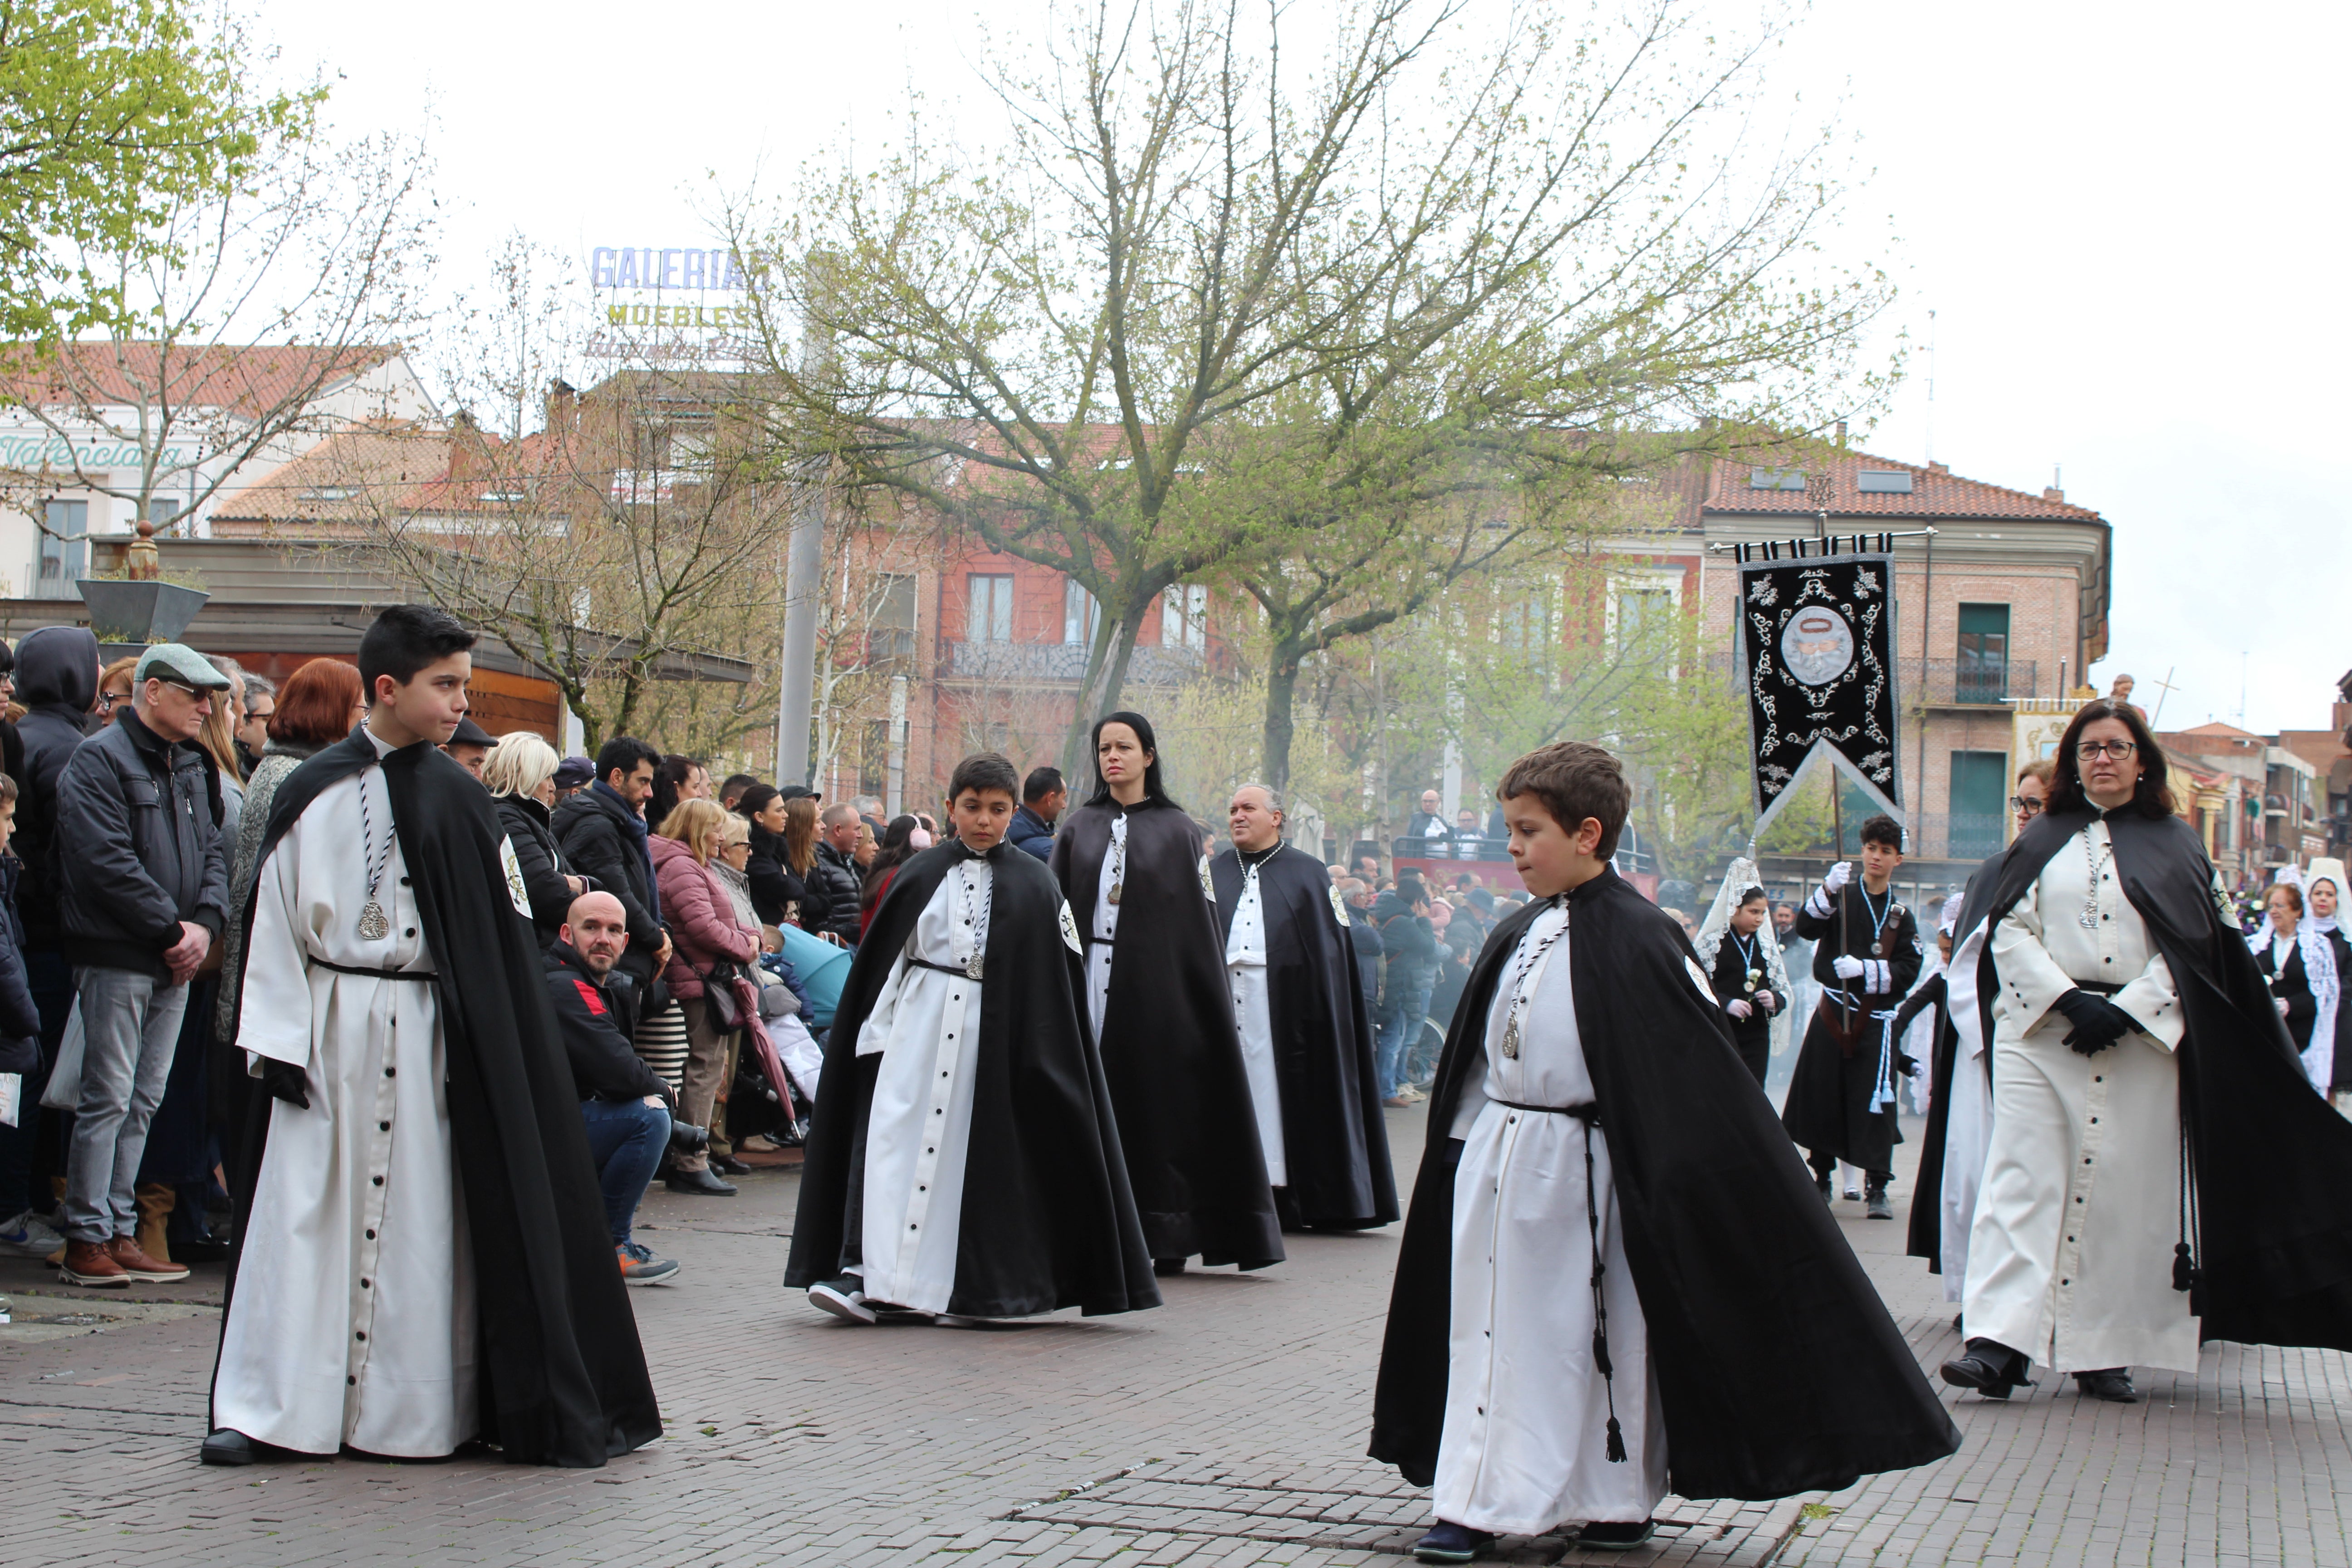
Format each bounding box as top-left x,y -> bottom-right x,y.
1700,450 -> 2104,522
0,343 -> 402,421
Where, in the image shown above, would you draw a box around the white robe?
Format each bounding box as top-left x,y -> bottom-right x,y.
1936,918 -> 1998,1303
1083,814 -> 1126,1040
2247,926 -> 2339,1093
1224,858 -> 1288,1188
1962,818 -> 2199,1374
213,731 -> 478,1457
857,860 -> 990,1316
1433,904 -> 1668,1533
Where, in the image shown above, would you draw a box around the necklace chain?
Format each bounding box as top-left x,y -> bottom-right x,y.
1107,816 -> 1128,905
1500,897 -> 1569,1059
355,766 -> 394,940
957,858 -> 992,977
2079,828 -> 2112,930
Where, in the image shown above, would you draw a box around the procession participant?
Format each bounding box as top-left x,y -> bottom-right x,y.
1909,759 -> 2053,1302
2306,857 -> 2352,1114
1210,783 -> 1398,1233
786,753 -> 1156,1327
1781,815 -> 1921,1220
1370,742 -> 1957,1562
1692,862 -> 1786,1084
2249,872 -> 2337,1094
205,605 -> 659,1467
1049,714 -> 1281,1276
1943,700 -> 2352,1406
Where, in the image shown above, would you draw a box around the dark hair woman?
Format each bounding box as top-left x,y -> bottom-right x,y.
1049,710 -> 1280,1275
858,814 -> 923,938
1936,696 -> 2352,1407
731,784 -> 805,928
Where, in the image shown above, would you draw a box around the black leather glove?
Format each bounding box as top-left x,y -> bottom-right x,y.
260,1056 -> 311,1109
2050,988 -> 2138,1056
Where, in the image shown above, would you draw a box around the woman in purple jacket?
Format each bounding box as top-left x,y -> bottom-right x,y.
651,799 -> 760,1195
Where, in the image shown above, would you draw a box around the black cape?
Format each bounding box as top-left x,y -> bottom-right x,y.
1972,805 -> 2352,1350
212,728 -> 662,1466
1368,869 -> 1959,1499
1209,845 -> 1399,1231
783,840 -> 1159,1317
1780,885 -> 1921,1171
1906,858 -> 2006,1270
1050,800 -> 1283,1268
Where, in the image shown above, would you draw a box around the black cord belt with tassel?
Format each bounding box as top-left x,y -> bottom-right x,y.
1492,1097 -> 1627,1462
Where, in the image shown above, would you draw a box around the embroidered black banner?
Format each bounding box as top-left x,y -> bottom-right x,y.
1738,552 -> 1903,823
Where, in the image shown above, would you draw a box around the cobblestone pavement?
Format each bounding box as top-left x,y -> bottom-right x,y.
2,1106 -> 2347,1567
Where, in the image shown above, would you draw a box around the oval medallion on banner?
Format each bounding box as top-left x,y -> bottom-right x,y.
1781,608 -> 1855,686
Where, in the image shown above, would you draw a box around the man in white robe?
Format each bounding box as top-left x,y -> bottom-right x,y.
1951,811 -> 2195,1401
1222,829 -> 1288,1195
212,723 -> 479,1458
1433,897 -> 1668,1540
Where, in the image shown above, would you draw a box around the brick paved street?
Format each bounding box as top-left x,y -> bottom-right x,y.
2,1105 -> 2347,1567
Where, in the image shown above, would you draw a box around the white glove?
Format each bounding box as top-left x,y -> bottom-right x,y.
1833,954 -> 1865,980
1755,990 -> 1778,1014
1726,999 -> 1753,1020
1822,861 -> 1852,895
2276,996 -> 2292,1019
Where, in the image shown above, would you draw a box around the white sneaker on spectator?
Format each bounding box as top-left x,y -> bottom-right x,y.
0,1209 -> 64,1259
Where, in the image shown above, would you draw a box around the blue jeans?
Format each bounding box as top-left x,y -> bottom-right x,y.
579,1097 -> 670,1246
64,968 -> 188,1243
1377,981 -> 1432,1100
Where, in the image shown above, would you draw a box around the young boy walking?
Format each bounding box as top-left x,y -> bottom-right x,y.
786,753 -> 1156,1325
1370,743 -> 1954,1560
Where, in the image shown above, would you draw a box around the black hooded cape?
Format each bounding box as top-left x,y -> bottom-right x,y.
783,840 -> 1159,1317
1369,869 -> 1959,1499
1210,844 -> 1399,1231
1970,805 -> 2352,1350
1050,801 -> 1283,1267
212,728 -> 662,1466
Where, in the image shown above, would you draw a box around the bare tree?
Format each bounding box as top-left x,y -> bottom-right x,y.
736,0 -> 1890,780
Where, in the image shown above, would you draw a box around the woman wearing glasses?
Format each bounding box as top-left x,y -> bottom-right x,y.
1942,700 -> 2352,1407
2249,873 -> 2337,1093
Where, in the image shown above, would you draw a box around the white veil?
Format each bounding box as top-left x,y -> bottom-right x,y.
1695,856 -> 1794,1057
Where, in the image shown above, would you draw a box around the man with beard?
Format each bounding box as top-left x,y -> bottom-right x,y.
1944,702 -> 2352,1404
1210,784 -> 1397,1233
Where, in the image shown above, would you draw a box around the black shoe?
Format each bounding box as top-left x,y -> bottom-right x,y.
665,1166 -> 737,1196
1940,1338 -> 2032,1400
1865,1184 -> 1893,1220
713,1156 -> 752,1176
1152,1257 -> 1188,1277
1813,1171 -> 1833,1204
200,1429 -> 295,1467
2073,1367 -> 2138,1402
1577,1519 -> 1656,1550
1952,1312 -> 1964,1334
1411,1522 -> 1495,1563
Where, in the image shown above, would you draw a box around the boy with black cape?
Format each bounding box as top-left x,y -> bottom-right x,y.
1209,784 -> 1397,1233
206,606 -> 659,1467
1370,743 -> 1956,1561
785,753 -> 1156,1325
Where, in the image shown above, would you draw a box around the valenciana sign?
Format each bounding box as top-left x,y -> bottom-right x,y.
0,433 -> 195,470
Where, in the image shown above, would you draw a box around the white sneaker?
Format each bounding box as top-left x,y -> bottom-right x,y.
0,1208 -> 64,1259
809,1279 -> 876,1324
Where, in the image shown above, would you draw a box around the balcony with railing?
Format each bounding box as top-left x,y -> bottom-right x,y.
1901,657 -> 2039,707
943,639 -> 1205,685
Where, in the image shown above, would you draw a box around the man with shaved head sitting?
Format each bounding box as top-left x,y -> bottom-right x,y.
547,890 -> 685,1284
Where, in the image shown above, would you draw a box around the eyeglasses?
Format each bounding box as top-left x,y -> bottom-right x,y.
152,678 -> 214,701
2009,796 -> 2044,817
2075,740 -> 2138,761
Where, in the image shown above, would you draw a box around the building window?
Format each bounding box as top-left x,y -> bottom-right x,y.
1955,603 -> 2009,703
867,573 -> 916,667
967,574 -> 1013,643
1063,578 -> 1099,647
859,719 -> 891,799
37,500 -> 87,598
146,496 -> 182,535
1162,583 -> 1206,652
1614,587 -> 1675,653
1949,751 -> 2008,859
1496,590 -> 1549,653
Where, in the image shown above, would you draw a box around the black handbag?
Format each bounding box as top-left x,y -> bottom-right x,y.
702,962 -> 746,1029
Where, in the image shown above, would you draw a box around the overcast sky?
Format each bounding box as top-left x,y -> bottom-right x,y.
250,0 -> 2348,734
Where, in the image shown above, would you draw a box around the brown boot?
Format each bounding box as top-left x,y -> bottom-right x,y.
109,1234 -> 190,1283
135,1182 -> 176,1265
60,1238 -> 131,1287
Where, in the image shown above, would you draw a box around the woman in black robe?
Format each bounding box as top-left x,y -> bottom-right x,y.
2251,882 -> 2323,1058
1049,712 -> 1282,1275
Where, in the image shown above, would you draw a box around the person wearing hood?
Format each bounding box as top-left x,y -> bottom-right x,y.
2306,858 -> 2352,1115
2250,870 -> 2337,1095
1692,863 -> 1790,1085
0,626 -> 98,1258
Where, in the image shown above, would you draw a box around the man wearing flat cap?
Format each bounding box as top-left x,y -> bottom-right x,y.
52,644 -> 232,1287
442,715 -> 495,782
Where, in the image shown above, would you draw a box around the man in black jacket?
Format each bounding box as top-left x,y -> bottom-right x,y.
547,892 -> 680,1284
552,736 -> 671,1005
810,803 -> 865,945
54,644 -> 230,1288
1007,766 -> 1065,861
